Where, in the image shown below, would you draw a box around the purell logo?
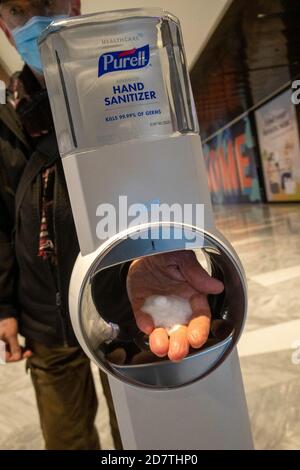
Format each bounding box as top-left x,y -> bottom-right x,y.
98,44 -> 150,77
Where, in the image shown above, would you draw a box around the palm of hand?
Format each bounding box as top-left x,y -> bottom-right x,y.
126,251 -> 224,362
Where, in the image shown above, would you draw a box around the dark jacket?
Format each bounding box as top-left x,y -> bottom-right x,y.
0,100 -> 132,347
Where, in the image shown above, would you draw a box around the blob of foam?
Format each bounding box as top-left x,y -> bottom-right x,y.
141,295 -> 192,334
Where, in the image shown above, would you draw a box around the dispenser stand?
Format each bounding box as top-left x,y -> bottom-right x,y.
109,349 -> 253,450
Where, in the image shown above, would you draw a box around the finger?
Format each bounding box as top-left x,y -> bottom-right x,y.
168,326 -> 189,362
5,350 -> 11,362
149,328 -> 169,358
179,252 -> 224,295
6,335 -> 22,362
130,296 -> 155,336
22,350 -> 33,359
134,310 -> 155,335
6,348 -> 21,362
187,295 -> 211,349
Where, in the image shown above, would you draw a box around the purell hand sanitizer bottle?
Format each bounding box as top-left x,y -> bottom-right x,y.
39,8 -> 212,256
40,9 -> 196,149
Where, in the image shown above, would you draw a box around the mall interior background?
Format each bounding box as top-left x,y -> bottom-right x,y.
1,0 -> 300,450
192,0 -> 300,204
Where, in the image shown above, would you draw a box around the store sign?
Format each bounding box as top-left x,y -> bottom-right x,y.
202,118 -> 261,204
255,89 -> 300,202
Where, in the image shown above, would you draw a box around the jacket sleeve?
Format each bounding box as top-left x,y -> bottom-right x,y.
0,190 -> 19,320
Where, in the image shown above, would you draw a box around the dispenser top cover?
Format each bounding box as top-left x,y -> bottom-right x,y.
39,8 -> 199,156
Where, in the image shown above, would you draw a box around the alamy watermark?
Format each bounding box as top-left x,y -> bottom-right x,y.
95,197 -> 205,248
0,80 -> 6,105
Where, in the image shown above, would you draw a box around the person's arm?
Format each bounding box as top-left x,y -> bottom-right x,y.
0,187 -> 31,361
0,195 -> 18,320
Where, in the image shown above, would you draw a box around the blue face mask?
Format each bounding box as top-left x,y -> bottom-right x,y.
12,16 -> 68,74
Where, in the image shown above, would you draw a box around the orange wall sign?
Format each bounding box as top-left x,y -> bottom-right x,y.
202,118 -> 262,203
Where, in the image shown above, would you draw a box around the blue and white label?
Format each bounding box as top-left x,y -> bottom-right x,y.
69,19 -> 173,146
98,45 -> 150,77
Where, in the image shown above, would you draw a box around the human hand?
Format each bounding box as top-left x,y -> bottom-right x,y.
0,318 -> 32,362
127,251 -> 224,362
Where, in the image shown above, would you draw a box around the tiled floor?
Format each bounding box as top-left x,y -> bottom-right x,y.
214,204 -> 300,450
1,203 -> 300,450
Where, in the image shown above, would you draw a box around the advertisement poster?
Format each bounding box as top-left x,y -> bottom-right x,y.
255,89 -> 300,202
202,117 -> 262,204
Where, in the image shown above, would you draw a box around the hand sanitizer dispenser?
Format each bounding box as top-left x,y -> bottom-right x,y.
39,9 -> 253,450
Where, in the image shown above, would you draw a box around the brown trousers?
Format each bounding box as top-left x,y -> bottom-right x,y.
26,340 -> 123,450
